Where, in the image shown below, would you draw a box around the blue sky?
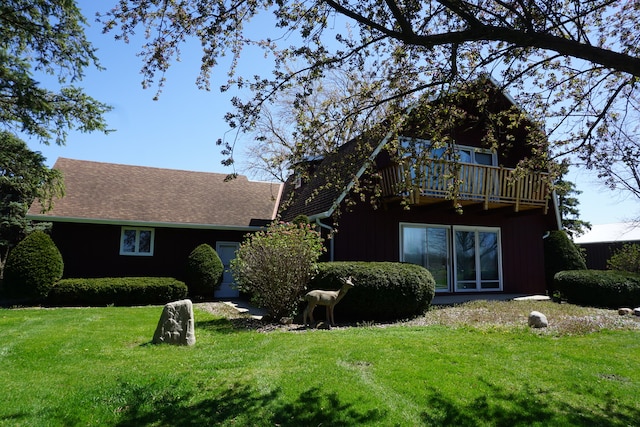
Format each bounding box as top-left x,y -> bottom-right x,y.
24,1 -> 639,227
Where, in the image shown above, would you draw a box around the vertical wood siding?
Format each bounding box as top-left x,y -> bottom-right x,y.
331,199 -> 555,295
50,222 -> 250,280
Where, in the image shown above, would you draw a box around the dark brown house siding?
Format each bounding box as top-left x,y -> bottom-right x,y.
578,242 -> 629,270
50,222 -> 251,280
328,198 -> 556,295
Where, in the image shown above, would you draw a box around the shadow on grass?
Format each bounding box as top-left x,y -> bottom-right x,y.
195,317 -> 267,334
420,378 -> 640,427
112,380 -> 384,426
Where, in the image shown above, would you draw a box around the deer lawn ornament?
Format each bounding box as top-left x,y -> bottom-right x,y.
303,276 -> 355,327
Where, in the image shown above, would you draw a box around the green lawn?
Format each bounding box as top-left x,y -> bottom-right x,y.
1,304 -> 639,426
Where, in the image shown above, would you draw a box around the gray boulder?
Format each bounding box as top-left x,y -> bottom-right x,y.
152,299 -> 196,346
528,311 -> 548,328
634,308 -> 640,317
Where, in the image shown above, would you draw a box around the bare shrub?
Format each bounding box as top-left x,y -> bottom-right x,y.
231,221 -> 324,319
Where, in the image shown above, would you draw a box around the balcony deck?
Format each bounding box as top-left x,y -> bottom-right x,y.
380,161 -> 550,212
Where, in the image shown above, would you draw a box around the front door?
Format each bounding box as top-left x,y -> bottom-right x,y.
215,242 -> 241,298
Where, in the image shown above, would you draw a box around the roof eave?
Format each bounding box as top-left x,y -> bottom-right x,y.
26,214 -> 267,231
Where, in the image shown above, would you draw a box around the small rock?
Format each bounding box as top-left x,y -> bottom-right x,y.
618,308 -> 633,316
528,311 -> 548,328
634,308 -> 640,316
152,299 -> 196,346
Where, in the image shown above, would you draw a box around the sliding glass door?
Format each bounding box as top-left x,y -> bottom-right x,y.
401,224 -> 502,292
453,227 -> 501,290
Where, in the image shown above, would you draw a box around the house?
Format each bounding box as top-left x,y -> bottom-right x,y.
26,158 -> 283,298
279,79 -> 561,295
575,223 -> 640,269
28,79 -> 560,298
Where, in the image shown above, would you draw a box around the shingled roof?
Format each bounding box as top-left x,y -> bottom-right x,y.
28,158 -> 283,229
278,127 -> 396,222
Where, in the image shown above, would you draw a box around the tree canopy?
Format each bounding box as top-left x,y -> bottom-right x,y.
242,68 -> 392,181
1,0 -> 111,144
0,132 -> 64,279
101,1 -> 640,194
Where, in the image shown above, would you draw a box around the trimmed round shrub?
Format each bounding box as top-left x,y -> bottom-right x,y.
3,231 -> 63,300
307,261 -> 436,321
47,277 -> 188,306
544,230 -> 586,294
554,270 -> 640,308
185,243 -> 223,298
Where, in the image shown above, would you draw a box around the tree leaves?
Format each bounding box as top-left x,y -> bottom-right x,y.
101,0 -> 640,198
0,132 -> 64,278
0,0 -> 111,144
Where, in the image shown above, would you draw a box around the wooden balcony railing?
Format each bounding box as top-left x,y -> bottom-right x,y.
380,161 -> 549,212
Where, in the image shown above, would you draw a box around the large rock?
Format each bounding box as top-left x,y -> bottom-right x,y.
528,311 -> 548,328
618,308 -> 633,316
152,299 -> 196,346
634,308 -> 640,317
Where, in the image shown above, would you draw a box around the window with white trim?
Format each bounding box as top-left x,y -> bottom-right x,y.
120,227 -> 155,256
399,136 -> 497,166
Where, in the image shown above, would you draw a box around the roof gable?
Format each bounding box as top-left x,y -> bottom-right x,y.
278,124 -> 397,221
279,77 -> 534,222
28,158 -> 282,229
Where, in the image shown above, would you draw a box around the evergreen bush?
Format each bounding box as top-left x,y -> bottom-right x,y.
554,270 -> 640,308
185,243 -> 223,298
307,262 -> 436,321
544,230 -> 586,295
3,231 -> 63,300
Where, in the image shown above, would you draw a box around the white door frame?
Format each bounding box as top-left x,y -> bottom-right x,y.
215,241 -> 241,299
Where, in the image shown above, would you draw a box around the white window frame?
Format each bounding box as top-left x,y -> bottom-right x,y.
119,227 -> 155,256
398,136 -> 497,166
456,146 -> 498,166
452,226 -> 503,292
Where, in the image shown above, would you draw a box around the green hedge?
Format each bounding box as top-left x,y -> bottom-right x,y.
3,231 -> 64,300
307,262 -> 436,321
544,230 -> 586,293
47,277 -> 188,307
554,270 -> 640,308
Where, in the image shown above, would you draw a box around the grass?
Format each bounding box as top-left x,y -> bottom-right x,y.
1,300 -> 639,426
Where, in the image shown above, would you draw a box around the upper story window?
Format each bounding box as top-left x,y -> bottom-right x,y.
399,137 -> 435,158
399,137 -> 497,166
120,227 -> 155,256
457,147 -> 496,166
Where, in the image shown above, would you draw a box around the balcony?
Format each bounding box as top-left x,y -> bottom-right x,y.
380,160 -> 550,212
